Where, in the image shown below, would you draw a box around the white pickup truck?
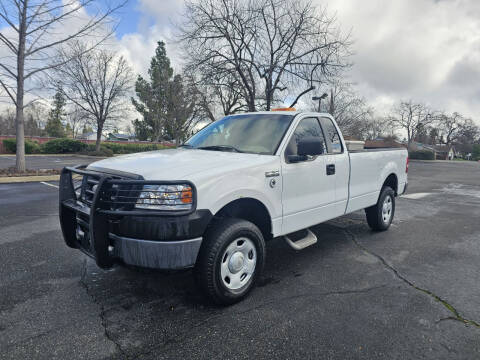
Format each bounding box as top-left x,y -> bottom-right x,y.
59,111 -> 408,304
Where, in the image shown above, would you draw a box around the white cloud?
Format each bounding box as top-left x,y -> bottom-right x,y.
2,0 -> 480,126
327,0 -> 480,121
113,0 -> 186,77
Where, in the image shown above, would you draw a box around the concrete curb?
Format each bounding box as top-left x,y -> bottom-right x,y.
411,159 -> 479,164
0,175 -> 60,183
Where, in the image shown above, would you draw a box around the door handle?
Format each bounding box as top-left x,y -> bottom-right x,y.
326,164 -> 335,175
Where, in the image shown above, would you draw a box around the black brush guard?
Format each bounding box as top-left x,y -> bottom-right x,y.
59,165 -> 198,269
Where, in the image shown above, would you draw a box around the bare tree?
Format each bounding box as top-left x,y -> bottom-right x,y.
189,69 -> 247,122
52,42 -> 133,151
0,108 -> 16,135
359,116 -> 398,141
179,0 -> 350,112
388,101 -> 433,148
309,80 -> 373,137
454,118 -> 479,155
436,112 -> 465,146
66,105 -> 90,139
0,0 -> 125,171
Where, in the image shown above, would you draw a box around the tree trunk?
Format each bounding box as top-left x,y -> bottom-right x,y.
15,2 -> 28,172
329,89 -> 334,115
15,95 -> 25,172
265,79 -> 271,110
95,123 -> 103,151
248,100 -> 256,112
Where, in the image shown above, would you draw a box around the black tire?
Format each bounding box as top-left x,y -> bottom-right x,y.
365,186 -> 395,231
195,218 -> 266,305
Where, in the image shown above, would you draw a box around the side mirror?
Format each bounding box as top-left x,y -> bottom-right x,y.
298,136 -> 324,156
287,154 -> 308,163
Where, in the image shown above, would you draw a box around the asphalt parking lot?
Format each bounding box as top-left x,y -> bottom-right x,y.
1,160 -> 479,359
0,155 -> 102,170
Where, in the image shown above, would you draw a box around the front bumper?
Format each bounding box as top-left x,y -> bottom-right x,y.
110,234 -> 202,269
59,165 -> 211,270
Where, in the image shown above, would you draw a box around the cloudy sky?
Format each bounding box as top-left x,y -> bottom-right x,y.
111,0 -> 479,122
1,0 -> 479,123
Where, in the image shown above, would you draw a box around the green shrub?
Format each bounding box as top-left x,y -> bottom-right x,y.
473,144 -> 480,161
2,138 -> 40,154
102,142 -> 169,154
79,145 -> 114,157
409,150 -> 435,160
41,138 -> 87,153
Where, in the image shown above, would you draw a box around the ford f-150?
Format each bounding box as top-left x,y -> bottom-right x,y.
59,111 -> 408,304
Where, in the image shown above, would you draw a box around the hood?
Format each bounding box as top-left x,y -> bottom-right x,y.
87,148 -> 278,180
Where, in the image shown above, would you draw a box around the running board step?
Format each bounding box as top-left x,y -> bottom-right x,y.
284,229 -> 317,250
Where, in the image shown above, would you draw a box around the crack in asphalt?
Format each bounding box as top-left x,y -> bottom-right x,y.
80,259 -> 129,360
344,229 -> 480,329
130,284 -> 389,358
77,226 -> 479,359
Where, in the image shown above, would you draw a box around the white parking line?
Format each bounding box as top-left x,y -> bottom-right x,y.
40,181 -> 59,189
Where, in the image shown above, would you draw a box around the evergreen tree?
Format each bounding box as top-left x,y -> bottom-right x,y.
164,74 -> 196,144
45,90 -> 66,137
131,41 -> 174,141
65,123 -> 73,138
82,124 -> 93,134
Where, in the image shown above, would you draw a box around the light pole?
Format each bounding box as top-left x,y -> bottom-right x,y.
312,93 -> 328,112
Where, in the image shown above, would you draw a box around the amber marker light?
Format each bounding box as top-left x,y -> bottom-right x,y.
271,107 -> 296,111
181,187 -> 193,204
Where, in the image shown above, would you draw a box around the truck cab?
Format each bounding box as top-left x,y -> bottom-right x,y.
59,111 -> 408,304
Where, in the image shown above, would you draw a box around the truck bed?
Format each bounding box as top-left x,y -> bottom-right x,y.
346,148 -> 408,214
349,147 -> 406,153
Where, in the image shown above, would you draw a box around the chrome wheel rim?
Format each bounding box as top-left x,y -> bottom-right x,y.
382,195 -> 393,224
220,237 -> 257,290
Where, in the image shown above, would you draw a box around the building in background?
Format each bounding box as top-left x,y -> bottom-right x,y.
77,132 -> 106,141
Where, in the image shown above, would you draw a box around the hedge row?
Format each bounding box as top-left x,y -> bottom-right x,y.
3,138 -> 41,154
473,144 -> 480,161
101,142 -> 169,154
2,138 -> 170,156
409,150 -> 435,160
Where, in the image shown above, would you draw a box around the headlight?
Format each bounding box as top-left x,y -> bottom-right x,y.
135,184 -> 193,211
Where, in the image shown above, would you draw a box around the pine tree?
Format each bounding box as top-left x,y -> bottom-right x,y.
131,41 -> 174,141
65,123 -> 73,138
45,90 -> 66,138
82,124 -> 93,134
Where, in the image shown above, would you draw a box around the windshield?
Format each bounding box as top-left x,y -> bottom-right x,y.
185,114 -> 294,155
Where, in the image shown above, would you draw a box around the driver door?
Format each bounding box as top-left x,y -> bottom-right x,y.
281,117 -> 336,235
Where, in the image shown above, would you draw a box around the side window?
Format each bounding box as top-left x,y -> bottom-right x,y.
285,117 -> 326,159
320,117 -> 343,154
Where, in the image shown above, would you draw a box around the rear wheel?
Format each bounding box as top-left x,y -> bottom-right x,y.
365,186 -> 395,231
195,218 -> 265,305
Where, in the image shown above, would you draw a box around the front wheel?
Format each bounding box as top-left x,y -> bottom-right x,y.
365,186 -> 395,231
195,218 -> 266,305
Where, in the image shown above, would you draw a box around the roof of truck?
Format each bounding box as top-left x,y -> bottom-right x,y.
235,111 -> 332,116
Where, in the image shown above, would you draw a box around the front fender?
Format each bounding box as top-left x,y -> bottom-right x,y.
194,171 -> 283,236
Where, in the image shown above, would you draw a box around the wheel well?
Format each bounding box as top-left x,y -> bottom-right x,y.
213,198 -> 272,240
383,173 -> 398,195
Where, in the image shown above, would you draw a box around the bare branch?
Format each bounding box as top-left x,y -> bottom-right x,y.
289,85 -> 315,108
179,0 -> 350,111
0,77 -> 17,105
51,42 -> 133,150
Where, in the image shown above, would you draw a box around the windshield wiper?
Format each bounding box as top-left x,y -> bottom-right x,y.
197,145 -> 243,153
178,144 -> 194,148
